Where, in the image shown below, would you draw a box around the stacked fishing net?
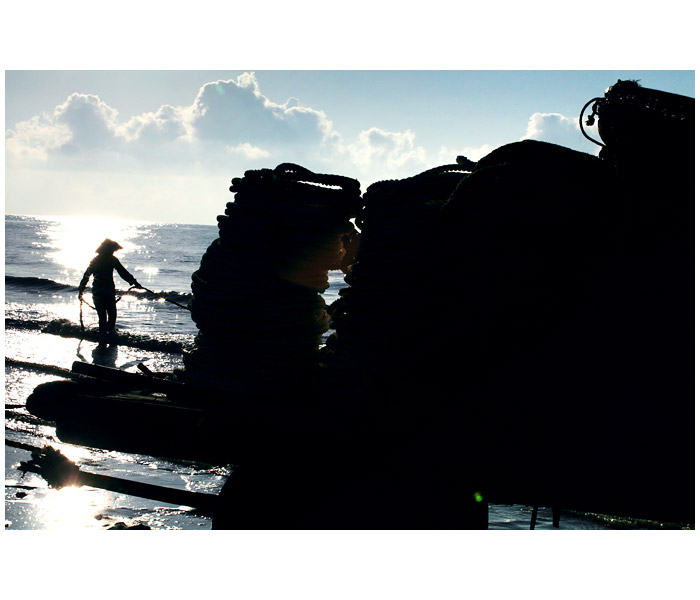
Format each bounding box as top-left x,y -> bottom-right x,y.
429,141 -> 622,371
320,162 -> 473,420
425,140 -> 627,503
180,163 -> 362,397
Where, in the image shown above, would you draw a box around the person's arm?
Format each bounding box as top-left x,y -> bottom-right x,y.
78,263 -> 93,297
114,258 -> 141,288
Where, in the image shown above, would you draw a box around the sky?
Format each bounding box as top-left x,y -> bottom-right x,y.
5,69 -> 694,224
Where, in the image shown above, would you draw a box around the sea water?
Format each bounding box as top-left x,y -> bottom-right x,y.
4,215 -> 677,530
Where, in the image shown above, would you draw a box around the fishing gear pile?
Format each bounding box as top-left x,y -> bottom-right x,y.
320,162 -> 474,424
580,79 -> 694,250
580,79 -> 694,174
179,163 -> 362,396
424,139 -> 670,508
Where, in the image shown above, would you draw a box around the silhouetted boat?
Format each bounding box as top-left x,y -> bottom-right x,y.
27,361 -> 346,464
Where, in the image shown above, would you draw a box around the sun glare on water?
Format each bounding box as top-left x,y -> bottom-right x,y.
38,485 -> 111,530
29,445 -> 116,530
43,216 -> 144,276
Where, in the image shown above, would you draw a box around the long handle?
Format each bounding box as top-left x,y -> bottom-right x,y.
71,360 -> 189,396
140,286 -> 191,311
8,439 -> 220,514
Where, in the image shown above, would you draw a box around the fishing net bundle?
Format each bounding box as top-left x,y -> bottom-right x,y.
429,141 -> 622,371
319,161 -> 474,424
179,163 -> 362,396
319,141 -> 624,462
421,137 -> 694,507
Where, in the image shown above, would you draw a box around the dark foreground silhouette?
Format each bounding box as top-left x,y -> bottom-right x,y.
26,81 -> 694,529
214,81 -> 693,528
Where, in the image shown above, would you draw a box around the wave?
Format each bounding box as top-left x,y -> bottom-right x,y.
5,316 -> 193,354
5,275 -> 192,303
130,288 -> 192,305
5,275 -> 78,293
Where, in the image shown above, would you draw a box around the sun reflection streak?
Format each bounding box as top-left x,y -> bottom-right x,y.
42,216 -> 144,276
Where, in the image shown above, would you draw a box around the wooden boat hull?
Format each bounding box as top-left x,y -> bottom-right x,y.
26,363 -> 348,465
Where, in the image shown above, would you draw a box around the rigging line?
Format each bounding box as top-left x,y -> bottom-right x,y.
140,286 -> 191,311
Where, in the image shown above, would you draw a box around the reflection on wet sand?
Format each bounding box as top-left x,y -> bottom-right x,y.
91,343 -> 119,368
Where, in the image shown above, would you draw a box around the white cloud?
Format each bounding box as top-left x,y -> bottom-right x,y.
53,93 -> 123,153
6,93 -> 127,163
5,115 -> 72,160
119,104 -> 190,144
5,72 -> 342,172
347,127 -> 427,170
225,142 -> 271,160
520,112 -> 584,149
188,74 -> 336,148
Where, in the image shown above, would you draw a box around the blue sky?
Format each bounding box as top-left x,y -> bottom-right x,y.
3,1 -> 696,226
5,70 -> 694,224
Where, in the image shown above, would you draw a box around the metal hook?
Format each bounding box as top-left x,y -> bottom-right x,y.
579,97 -> 605,147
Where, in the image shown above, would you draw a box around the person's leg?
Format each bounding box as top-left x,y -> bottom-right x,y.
106,301 -> 117,333
97,308 -> 107,333
93,294 -> 114,336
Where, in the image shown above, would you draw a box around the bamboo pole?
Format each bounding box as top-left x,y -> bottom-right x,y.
7,439 -> 220,514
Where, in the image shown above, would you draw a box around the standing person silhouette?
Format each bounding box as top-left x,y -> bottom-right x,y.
78,239 -> 142,339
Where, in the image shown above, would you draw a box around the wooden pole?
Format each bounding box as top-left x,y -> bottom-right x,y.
530,505 -> 538,529
7,438 -> 220,514
77,471 -> 219,513
70,360 -> 188,396
140,286 -> 191,311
